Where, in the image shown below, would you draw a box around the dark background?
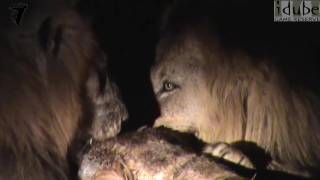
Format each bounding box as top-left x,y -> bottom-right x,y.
76,0 -> 169,132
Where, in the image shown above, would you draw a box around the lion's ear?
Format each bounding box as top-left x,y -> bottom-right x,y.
37,12 -> 87,58
38,17 -> 60,56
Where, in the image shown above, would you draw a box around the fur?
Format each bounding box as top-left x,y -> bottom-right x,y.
0,11 -> 102,180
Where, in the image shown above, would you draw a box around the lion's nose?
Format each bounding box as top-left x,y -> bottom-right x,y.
121,105 -> 128,122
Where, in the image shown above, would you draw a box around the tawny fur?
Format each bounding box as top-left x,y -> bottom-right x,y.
0,11 -> 102,180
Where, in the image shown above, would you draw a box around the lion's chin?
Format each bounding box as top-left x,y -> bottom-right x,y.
153,117 -> 194,134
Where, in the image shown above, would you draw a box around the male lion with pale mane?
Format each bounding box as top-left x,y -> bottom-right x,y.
151,0 -> 320,178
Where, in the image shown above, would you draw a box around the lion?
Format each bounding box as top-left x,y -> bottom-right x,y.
0,9 -> 127,180
151,0 -> 320,178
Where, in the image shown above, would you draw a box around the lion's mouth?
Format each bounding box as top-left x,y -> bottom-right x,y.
153,117 -> 197,135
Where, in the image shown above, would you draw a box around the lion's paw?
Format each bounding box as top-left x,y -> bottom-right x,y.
203,142 -> 254,169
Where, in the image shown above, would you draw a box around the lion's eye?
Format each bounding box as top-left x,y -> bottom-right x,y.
163,81 -> 176,92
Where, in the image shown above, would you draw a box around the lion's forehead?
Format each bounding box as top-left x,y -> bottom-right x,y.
152,53 -> 203,81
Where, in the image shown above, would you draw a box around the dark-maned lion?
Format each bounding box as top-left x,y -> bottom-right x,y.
0,9 -> 127,180
151,0 -> 320,178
